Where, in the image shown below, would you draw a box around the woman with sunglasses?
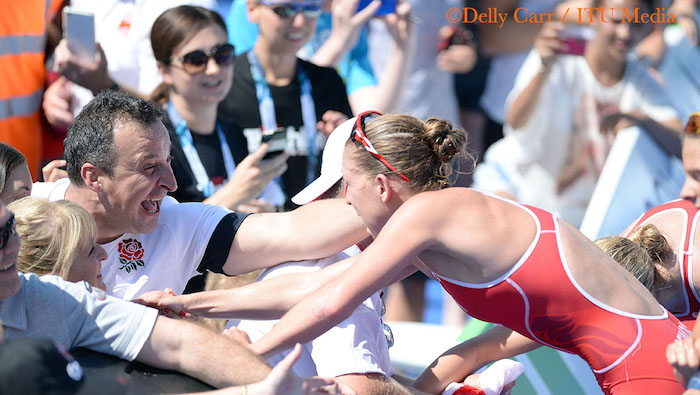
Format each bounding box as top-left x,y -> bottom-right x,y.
151,6 -> 288,213
218,0 -> 354,210
248,111 -> 690,394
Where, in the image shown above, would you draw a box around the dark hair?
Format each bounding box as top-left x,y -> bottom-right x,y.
150,5 -> 228,105
0,143 -> 27,195
64,90 -> 165,186
345,114 -> 473,192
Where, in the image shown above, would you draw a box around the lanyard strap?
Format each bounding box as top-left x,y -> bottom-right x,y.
247,50 -> 319,183
168,102 -> 236,198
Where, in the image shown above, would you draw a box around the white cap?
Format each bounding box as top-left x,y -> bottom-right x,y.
292,117 -> 357,205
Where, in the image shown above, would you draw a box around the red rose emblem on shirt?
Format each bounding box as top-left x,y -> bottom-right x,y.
118,239 -> 145,273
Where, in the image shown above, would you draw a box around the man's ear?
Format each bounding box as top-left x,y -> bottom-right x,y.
81,163 -> 103,192
376,174 -> 392,203
246,0 -> 261,24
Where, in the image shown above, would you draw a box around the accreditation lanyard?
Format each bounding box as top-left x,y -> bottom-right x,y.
168,102 -> 236,198
247,50 -> 318,183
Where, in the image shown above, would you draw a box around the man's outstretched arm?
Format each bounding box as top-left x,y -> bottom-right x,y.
135,316 -> 271,388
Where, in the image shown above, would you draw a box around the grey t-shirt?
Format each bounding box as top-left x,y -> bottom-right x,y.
0,273 -> 158,361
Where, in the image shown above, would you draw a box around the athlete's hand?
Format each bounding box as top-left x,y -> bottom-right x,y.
133,288 -> 192,319
667,336 -> 700,386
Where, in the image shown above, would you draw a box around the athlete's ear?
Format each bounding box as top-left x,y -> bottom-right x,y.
81,163 -> 103,193
376,174 -> 392,203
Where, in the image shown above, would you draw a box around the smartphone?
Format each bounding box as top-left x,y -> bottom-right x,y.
63,7 -> 96,63
357,0 -> 396,16
437,26 -> 473,52
558,27 -> 593,56
261,127 -> 287,159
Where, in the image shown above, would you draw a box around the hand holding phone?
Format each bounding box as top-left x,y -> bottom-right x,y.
437,26 -> 473,52
62,7 -> 96,64
557,27 -> 593,56
261,127 -> 288,160
357,0 -> 396,16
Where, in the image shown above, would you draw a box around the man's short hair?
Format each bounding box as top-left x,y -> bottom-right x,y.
64,90 -> 165,186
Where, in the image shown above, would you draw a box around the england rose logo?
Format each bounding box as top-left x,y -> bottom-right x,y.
118,239 -> 145,273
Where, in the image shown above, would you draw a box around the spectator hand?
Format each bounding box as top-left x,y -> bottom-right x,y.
53,39 -> 113,95
247,344 -> 356,395
43,76 -> 75,132
223,327 -> 253,348
677,14 -> 699,46
41,160 -> 68,182
317,110 -> 349,137
327,0 -> 381,51
599,112 -> 640,138
534,23 -> 566,72
381,0 -> 413,49
223,144 -> 288,206
667,336 -> 700,387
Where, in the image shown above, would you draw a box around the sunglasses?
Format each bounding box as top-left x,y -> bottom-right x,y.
350,111 -> 410,182
259,1 -> 323,19
170,43 -> 236,75
0,214 -> 16,251
685,113 -> 700,135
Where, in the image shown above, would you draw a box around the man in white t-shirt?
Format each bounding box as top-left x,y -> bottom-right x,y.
0,198 -> 273,388
136,118 -> 406,394
32,90 -> 366,300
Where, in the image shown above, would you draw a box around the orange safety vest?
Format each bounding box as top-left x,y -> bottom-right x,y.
0,0 -> 62,179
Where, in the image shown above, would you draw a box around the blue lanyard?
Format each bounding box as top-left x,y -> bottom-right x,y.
247,50 -> 319,183
167,102 -> 236,198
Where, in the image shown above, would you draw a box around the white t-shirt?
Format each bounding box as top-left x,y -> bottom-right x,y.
231,246 -> 394,378
68,0 -> 215,114
32,179 -> 243,300
1,273 -> 158,361
475,51 -> 678,226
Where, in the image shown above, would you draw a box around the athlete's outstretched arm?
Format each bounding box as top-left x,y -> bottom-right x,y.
223,198 -> 368,275
251,198 -> 436,358
134,256 -> 357,320
413,326 -> 540,393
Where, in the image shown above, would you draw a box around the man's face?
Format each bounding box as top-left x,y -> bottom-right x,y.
96,121 -> 177,242
0,203 -> 21,301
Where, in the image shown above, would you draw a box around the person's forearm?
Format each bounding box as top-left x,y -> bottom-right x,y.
137,317 -> 271,388
506,68 -> 549,129
251,276 -> 361,359
414,326 -> 539,393
628,113 -> 682,158
311,35 -> 348,68
181,258 -> 355,320
370,43 -> 411,114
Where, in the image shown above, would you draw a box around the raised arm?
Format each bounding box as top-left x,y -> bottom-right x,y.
506,22 -> 564,129
413,326 -> 540,393
136,315 -> 271,388
223,198 -> 368,275
250,199 -> 435,358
